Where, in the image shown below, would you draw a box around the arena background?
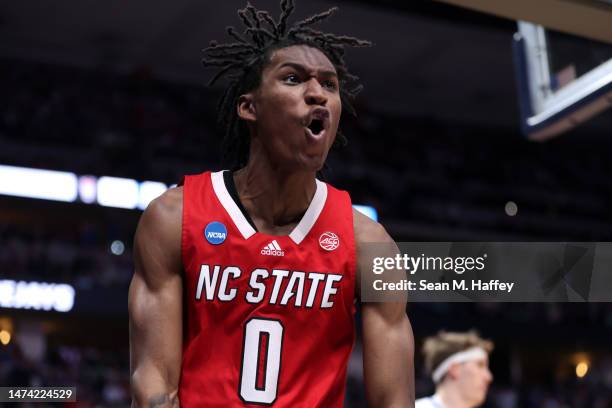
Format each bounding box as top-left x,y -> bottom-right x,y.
1,0 -> 612,406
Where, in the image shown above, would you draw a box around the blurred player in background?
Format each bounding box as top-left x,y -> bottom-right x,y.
129,0 -> 414,406
416,331 -> 493,408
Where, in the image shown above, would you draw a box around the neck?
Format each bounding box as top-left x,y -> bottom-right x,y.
233,150 -> 317,235
436,384 -> 472,408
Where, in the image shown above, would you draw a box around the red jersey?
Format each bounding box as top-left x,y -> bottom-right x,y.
179,171 -> 356,407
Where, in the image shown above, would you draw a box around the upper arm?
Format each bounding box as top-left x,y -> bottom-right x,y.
353,209 -> 415,407
129,187 -> 183,406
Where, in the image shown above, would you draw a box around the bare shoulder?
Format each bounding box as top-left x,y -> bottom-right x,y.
140,186 -> 183,231
133,186 -> 183,285
353,207 -> 394,246
353,208 -> 400,297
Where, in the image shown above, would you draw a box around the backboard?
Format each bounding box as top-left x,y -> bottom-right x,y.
513,22 -> 612,140
435,0 -> 612,140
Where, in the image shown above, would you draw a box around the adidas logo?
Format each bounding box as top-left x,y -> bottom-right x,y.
260,240 -> 285,257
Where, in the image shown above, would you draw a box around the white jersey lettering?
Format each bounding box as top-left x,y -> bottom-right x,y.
219,266 -> 241,301
280,271 -> 306,306
196,264 -> 220,301
246,268 -> 268,303
269,269 -> 290,304
321,274 -> 343,308
196,265 -> 344,308
305,272 -> 326,307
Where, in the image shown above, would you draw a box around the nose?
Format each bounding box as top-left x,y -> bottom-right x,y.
304,78 -> 327,106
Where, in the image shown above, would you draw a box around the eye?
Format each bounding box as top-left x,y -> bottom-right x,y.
322,79 -> 338,90
283,74 -> 300,84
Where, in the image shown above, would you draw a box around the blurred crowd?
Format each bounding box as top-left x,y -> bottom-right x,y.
1,59 -> 612,241
1,340 -> 130,407
0,223 -> 132,289
2,58 -> 612,407
2,335 -> 612,407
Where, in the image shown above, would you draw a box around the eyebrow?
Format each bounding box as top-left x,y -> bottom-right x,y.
276,62 -> 338,78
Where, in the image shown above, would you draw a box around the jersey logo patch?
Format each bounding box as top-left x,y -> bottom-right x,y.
261,240 -> 284,257
319,232 -> 340,251
204,222 -> 227,245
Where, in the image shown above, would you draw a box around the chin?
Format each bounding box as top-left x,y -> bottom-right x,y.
294,151 -> 328,172
473,393 -> 487,406
307,157 -> 328,172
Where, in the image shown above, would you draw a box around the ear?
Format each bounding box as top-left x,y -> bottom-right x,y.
237,93 -> 257,122
446,363 -> 461,381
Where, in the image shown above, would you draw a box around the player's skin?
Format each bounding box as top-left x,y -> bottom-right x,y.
436,356 -> 493,408
129,45 -> 415,407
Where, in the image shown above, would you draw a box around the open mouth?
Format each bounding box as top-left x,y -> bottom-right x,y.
305,109 -> 329,137
307,118 -> 325,135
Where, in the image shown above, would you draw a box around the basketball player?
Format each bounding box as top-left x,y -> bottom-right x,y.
416,331 -> 493,408
129,1 -> 414,406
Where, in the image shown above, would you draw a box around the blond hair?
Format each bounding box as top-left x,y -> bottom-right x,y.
422,330 -> 493,374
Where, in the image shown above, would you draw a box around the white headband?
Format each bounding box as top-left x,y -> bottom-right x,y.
432,347 -> 487,383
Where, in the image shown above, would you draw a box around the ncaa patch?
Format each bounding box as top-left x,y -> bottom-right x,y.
319,232 -> 340,251
204,222 -> 227,245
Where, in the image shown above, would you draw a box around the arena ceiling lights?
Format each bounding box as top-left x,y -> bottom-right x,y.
0,164 -> 378,220
0,164 -> 160,210
0,164 -> 78,202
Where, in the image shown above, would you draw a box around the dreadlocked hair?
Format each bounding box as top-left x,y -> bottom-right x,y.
202,0 -> 371,169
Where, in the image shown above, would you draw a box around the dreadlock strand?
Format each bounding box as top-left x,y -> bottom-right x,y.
206,49 -> 255,61
346,72 -> 361,82
292,7 -> 338,30
257,11 -> 279,39
202,57 -> 244,67
327,34 -> 372,47
288,27 -> 325,39
238,10 -> 266,48
207,62 -> 243,86
246,27 -> 276,42
226,26 -> 250,45
246,4 -> 270,47
237,10 -> 260,47
208,48 -> 254,57
277,0 -> 295,36
329,43 -> 345,54
216,86 -> 236,126
237,7 -> 255,29
209,42 -> 256,54
203,42 -> 254,55
323,44 -> 344,66
245,3 -> 262,30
